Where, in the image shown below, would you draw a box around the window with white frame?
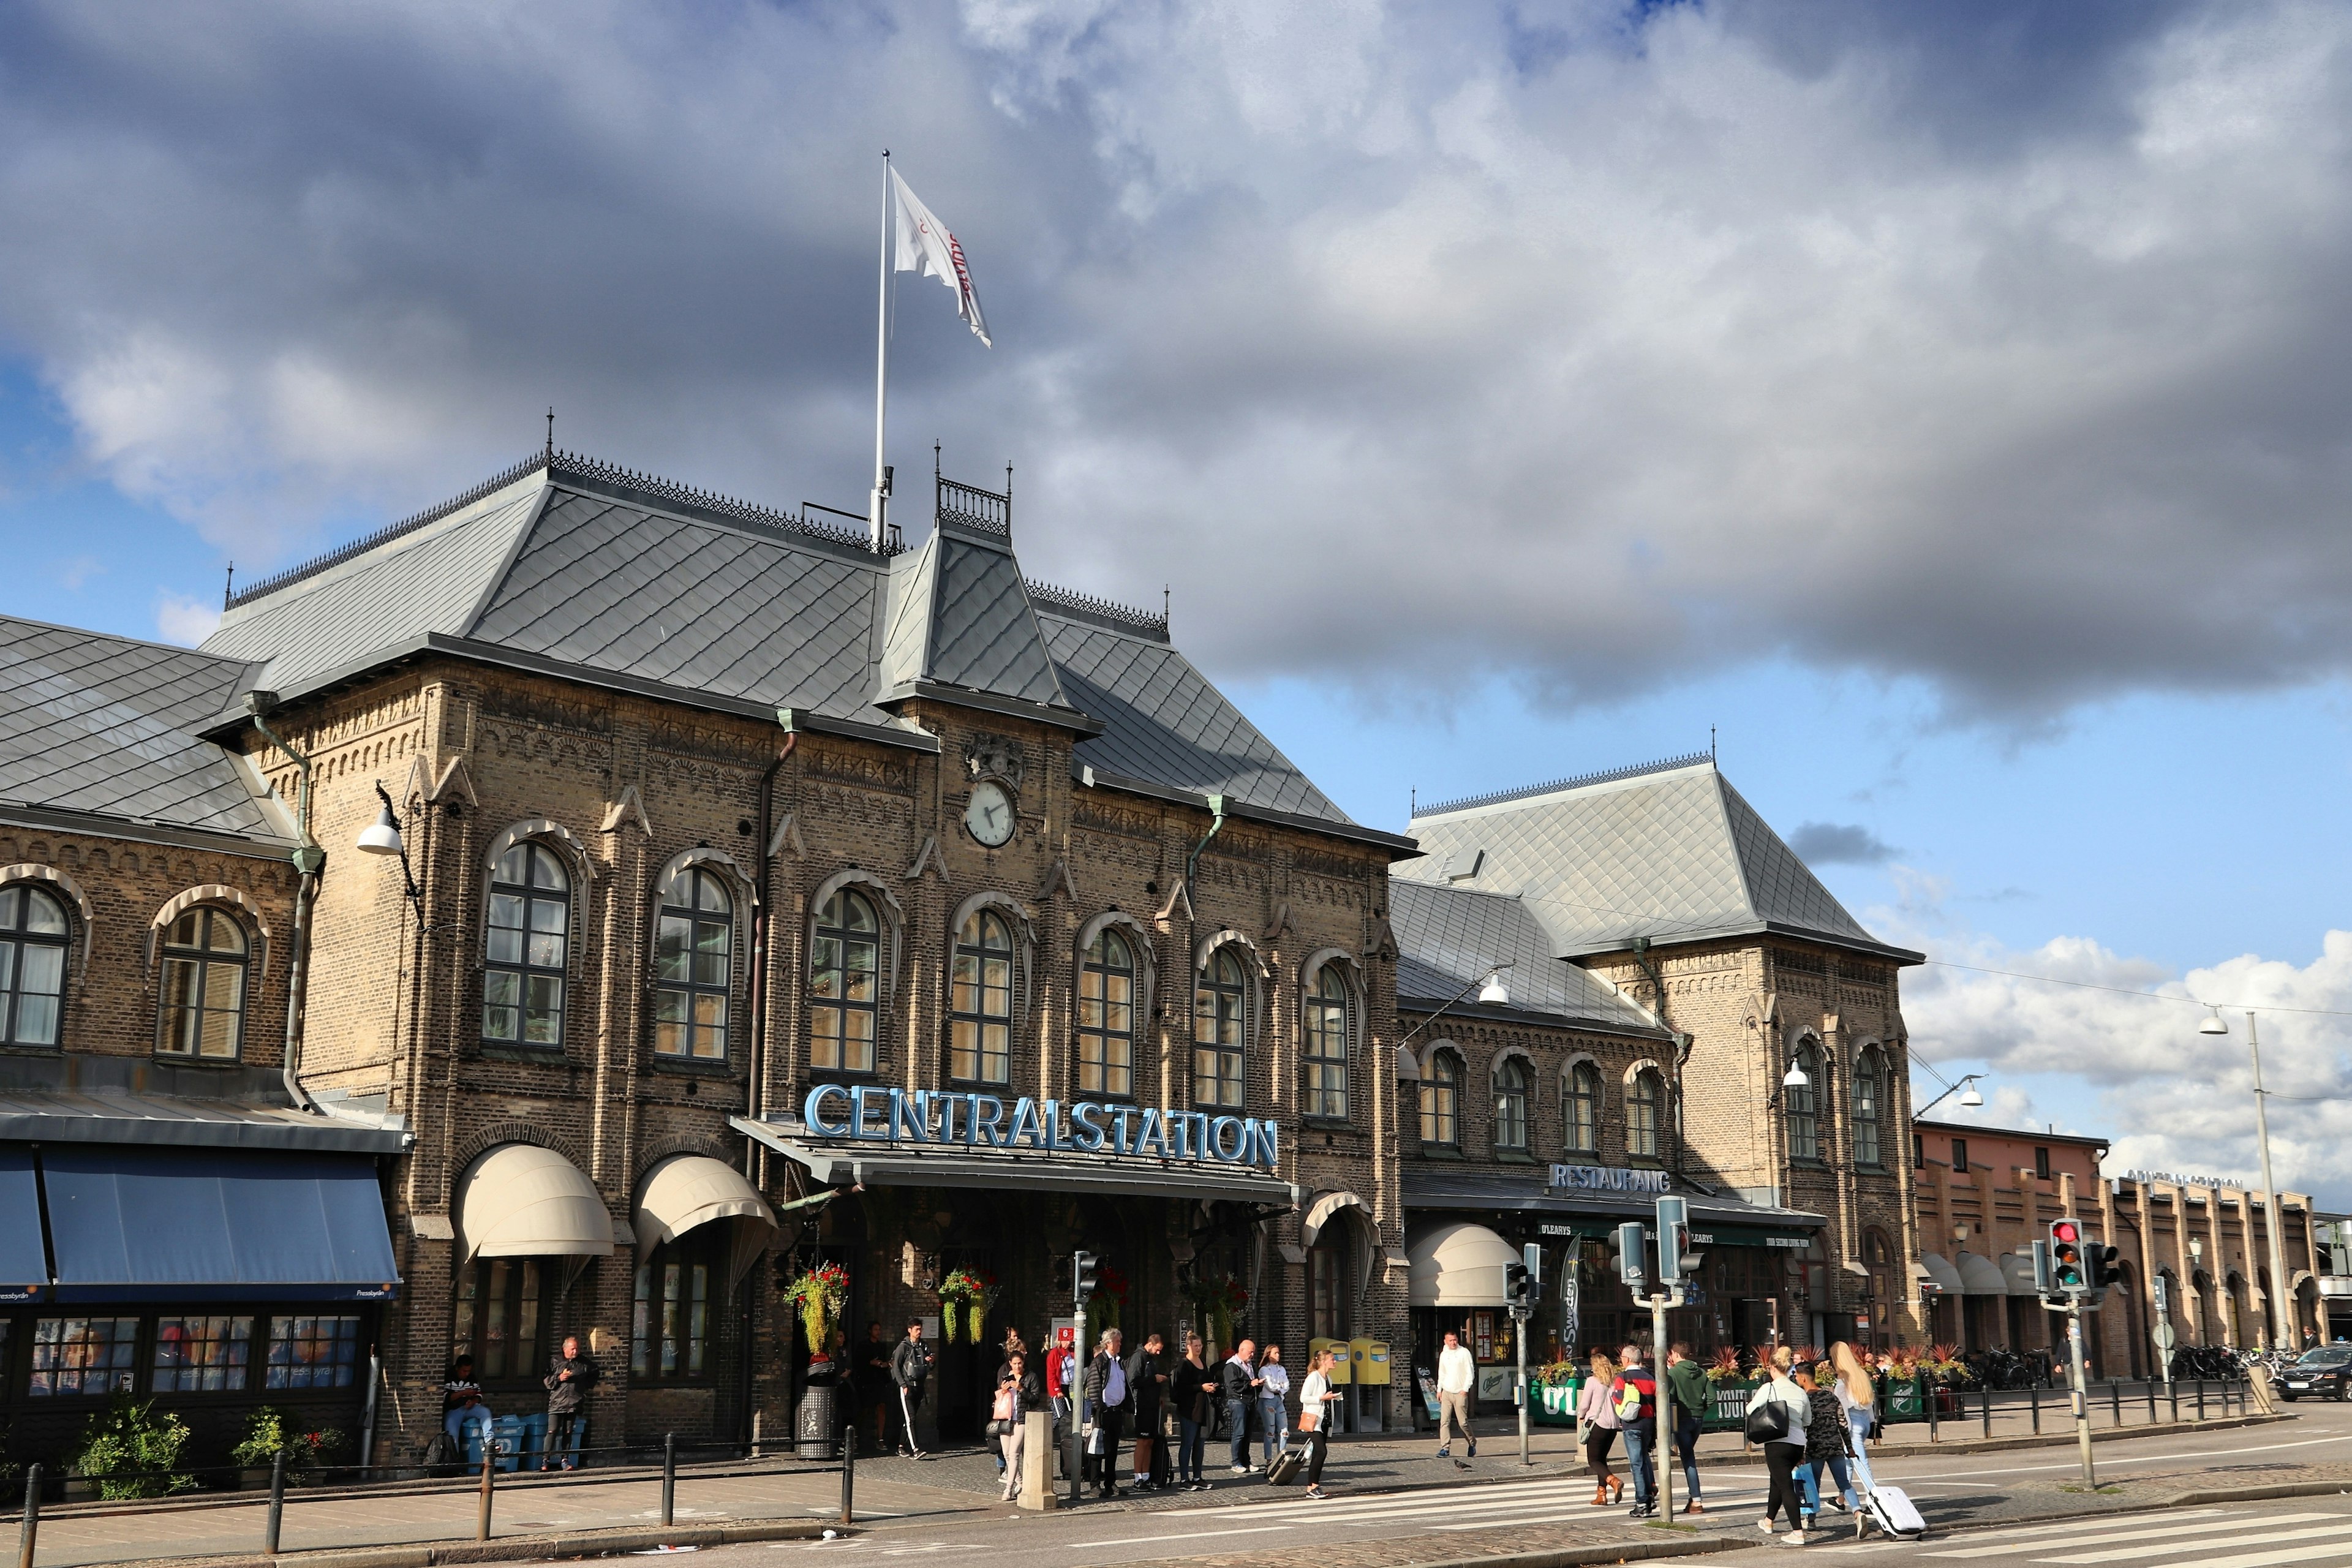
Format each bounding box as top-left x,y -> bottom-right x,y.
157,907 -> 247,1060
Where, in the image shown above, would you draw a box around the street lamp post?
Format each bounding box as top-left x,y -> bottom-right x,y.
2201,1011 -> 2294,1349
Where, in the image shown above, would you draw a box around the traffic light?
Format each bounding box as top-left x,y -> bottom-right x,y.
1504,1261 -> 1532,1312
2030,1238 -> 2054,1295
1073,1249 -> 1098,1301
2048,1219 -> 2086,1295
1656,1197 -> 1688,1279
2084,1238 -> 2118,1306
1613,1221 -> 1648,1289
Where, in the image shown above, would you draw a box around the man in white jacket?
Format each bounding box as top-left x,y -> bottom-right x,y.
1435,1329 -> 1477,1458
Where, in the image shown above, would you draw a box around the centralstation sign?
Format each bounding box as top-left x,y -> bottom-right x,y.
803,1084 -> 1281,1169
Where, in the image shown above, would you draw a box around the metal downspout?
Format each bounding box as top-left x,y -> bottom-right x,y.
1182,794 -> 1228,910
741,724 -> 795,1450
248,693 -> 323,1114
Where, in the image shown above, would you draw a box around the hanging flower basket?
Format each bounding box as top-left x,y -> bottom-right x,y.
937,1268 -> 1000,1345
780,1262 -> 849,1365
1182,1275 -> 1250,1351
1085,1264 -> 1132,1343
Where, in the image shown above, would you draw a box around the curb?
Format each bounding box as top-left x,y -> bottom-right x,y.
1336,1536 -> 1751,1568
64,1518 -> 846,1568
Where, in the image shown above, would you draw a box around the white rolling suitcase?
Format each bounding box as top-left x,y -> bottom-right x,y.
1865,1485 -> 1927,1540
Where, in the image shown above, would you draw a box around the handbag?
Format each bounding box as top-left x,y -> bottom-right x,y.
1744,1393 -> 1790,1444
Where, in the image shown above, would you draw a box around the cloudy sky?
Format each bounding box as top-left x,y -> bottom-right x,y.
3,0 -> 2350,1200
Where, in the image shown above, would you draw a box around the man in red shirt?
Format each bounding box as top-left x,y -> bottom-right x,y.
1614,1343 -> 1659,1518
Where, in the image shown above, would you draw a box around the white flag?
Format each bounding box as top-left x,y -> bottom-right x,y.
891,167 -> 991,347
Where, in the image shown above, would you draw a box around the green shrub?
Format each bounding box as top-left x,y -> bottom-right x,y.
231,1408 -> 344,1478
71,1396 -> 195,1500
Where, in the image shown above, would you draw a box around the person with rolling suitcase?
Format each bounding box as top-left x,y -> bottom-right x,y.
1294,1344 -> 1344,1498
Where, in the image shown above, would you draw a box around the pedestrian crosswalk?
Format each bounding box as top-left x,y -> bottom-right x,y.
1877,1505 -> 2352,1568
1177,1470 -> 1767,1531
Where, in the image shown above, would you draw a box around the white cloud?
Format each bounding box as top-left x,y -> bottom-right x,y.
153,590 -> 221,646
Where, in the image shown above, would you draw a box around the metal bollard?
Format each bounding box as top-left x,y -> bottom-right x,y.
264,1452 -> 286,1555
17,1464 -> 40,1568
477,1443 -> 495,1542
2196,1379 -> 2206,1420
662,1434 -> 676,1528
2030,1383 -> 2041,1434
2147,1381 -> 2157,1424
1982,1387 -> 1992,1439
2110,1382 -> 2121,1426
1927,1382 -> 1940,1442
839,1427 -> 856,1526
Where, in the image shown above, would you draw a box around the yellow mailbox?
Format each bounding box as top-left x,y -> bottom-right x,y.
1308,1336 -> 1354,1384
1348,1338 -> 1390,1386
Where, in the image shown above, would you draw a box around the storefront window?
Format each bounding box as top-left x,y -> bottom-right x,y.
1566,1062 -> 1600,1154
1628,1068 -> 1663,1159
30,1317 -> 138,1396
1789,1043 -> 1820,1161
810,888 -> 881,1072
950,908 -> 1014,1084
455,1259 -> 543,1382
1193,945 -> 1247,1108
1,883 -> 70,1046
153,1314 -> 254,1392
1493,1056 -> 1529,1153
1419,1047 -> 1460,1147
633,1238 -> 713,1380
265,1315 -> 361,1389
485,842 -> 569,1047
157,907 -> 248,1059
1079,928 -> 1136,1098
655,868 -> 733,1060
1303,963 -> 1351,1120
1854,1047 -> 1884,1167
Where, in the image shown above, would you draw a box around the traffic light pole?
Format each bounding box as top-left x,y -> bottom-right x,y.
1514,1302 -> 1531,1466
2065,1299 -> 2095,1488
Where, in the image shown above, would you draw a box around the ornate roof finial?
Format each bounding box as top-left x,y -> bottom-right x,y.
545,407 -> 554,460
933,439 -> 941,480
223,562 -> 235,611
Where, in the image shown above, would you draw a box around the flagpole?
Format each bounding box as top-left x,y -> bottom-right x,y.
869,150 -> 892,551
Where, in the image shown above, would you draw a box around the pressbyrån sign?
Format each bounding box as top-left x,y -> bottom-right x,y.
802,1084 -> 1280,1169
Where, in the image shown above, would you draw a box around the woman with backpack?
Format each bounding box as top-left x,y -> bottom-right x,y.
1746,1346 -> 1812,1545
1799,1363 -> 1858,1529
1579,1349 -> 1623,1506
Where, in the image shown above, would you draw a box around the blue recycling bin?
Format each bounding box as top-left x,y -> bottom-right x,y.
466,1414 -> 526,1472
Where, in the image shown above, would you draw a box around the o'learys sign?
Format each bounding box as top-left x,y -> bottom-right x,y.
803,1084 -> 1281,1169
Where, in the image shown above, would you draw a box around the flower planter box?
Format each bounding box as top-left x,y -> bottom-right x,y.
1532,1382 -> 1581,1425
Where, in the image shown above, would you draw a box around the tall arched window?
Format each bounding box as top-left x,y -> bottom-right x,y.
0,883 -> 69,1046
949,909 -> 1013,1084
1628,1068 -> 1663,1160
486,843 -> 569,1047
810,888 -> 880,1072
1418,1047 -> 1460,1147
1303,963 -> 1351,1120
1193,946 -> 1246,1108
1566,1062 -> 1600,1155
1493,1056 -> 1530,1153
1078,927 -> 1136,1097
1854,1046 -> 1885,1167
655,868 -> 731,1060
158,908 -> 247,1060
1788,1041 -> 1820,1161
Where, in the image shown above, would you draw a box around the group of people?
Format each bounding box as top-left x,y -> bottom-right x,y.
1558,1340 -> 1706,1520
1743,1343 -> 1882,1547
440,1334 -> 601,1471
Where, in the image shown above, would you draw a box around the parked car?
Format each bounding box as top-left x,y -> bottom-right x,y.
2278,1347 -> 2352,1401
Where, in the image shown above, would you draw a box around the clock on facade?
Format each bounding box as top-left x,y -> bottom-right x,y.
964,779 -> 1016,847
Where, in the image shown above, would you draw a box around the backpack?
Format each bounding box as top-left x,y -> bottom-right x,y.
422,1431 -> 461,1477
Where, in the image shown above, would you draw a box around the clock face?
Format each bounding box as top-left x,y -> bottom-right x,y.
965,779 -> 1016,847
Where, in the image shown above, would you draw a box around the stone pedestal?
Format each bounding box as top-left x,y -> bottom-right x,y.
1019,1411 -> 1056,1510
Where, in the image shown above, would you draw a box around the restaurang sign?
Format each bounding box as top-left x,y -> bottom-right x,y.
803,1084 -> 1281,1169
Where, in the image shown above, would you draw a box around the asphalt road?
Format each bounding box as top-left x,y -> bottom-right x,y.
703,1397 -> 2352,1568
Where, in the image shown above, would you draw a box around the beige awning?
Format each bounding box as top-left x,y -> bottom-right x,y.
1955,1250 -> 2007,1296
634,1154 -> 779,1286
454,1144 -> 614,1264
1917,1253 -> 1966,1296
1302,1189 -> 1368,1248
1408,1221 -> 1518,1308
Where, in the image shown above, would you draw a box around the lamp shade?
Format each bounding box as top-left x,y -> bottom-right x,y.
1476,972 -> 1509,1006
2198,1014 -> 2230,1036
356,802 -> 405,858
1959,1086 -> 1985,1108
1781,1061 -> 1809,1088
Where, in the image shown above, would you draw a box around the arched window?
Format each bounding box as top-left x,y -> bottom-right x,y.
655,868 -> 731,1060
1303,963 -> 1351,1120
1493,1056 -> 1530,1153
1788,1041 -> 1820,1161
0,883 -> 69,1046
949,908 -> 1013,1084
1078,927 -> 1136,1098
157,907 -> 247,1060
1193,946 -> 1246,1108
1628,1068 -> 1663,1160
1854,1046 -> 1885,1167
1418,1047 -> 1460,1148
811,888 -> 880,1073
1565,1062 -> 1601,1155
486,842 -> 570,1047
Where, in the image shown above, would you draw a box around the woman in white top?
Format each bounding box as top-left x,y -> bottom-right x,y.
1298,1346 -> 1344,1499
1257,1344 -> 1291,1468
1746,1346 -> 1813,1545
1830,1343 -> 1877,1498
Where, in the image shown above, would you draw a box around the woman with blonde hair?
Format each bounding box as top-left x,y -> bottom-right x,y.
1746,1345 -> 1812,1544
1579,1349 -> 1623,1506
1830,1343 -> 1879,1506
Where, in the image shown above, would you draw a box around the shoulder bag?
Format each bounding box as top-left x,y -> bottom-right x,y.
1743,1390 -> 1790,1444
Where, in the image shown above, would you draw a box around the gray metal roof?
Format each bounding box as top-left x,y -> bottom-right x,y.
1389,878 -> 1662,1034
205,453 -> 1357,826
1398,756 -> 1918,962
0,615 -> 288,843
0,1087 -> 405,1153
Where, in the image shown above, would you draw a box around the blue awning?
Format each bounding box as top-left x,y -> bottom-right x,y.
42,1146 -> 399,1303
0,1148 -> 47,1302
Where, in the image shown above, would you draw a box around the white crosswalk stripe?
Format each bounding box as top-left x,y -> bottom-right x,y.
2035,1522 -> 2352,1568
1927,1514 -> 2328,1559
